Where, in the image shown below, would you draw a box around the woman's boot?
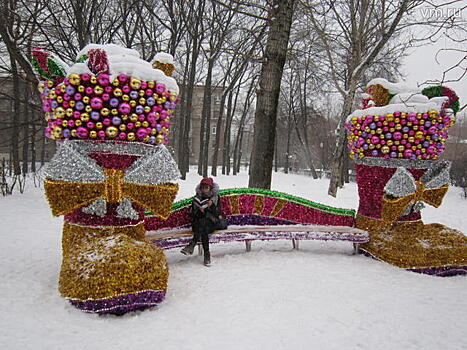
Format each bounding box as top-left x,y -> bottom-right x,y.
181,240 -> 196,255
203,251 -> 211,267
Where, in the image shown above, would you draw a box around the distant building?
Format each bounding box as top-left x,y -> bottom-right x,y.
187,85 -> 225,165
443,116 -> 467,162
0,75 -> 55,165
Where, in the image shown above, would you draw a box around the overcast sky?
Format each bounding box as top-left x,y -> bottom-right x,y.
402,3 -> 466,117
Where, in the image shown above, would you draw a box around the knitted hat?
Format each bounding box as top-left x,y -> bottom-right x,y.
200,177 -> 214,188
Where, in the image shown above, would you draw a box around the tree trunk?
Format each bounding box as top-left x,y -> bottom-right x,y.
30,117 -> 36,173
178,1 -> 205,179
327,83 -> 357,196
202,60 -> 217,177
22,81 -> 30,175
40,132 -> 45,166
343,148 -> 350,183
248,0 -> 295,189
236,127 -> 244,173
181,49 -> 198,178
274,133 -> 278,172
199,60 -> 214,176
10,58 -> 21,176
211,86 -> 227,177
225,84 -> 242,175
222,90 -> 234,175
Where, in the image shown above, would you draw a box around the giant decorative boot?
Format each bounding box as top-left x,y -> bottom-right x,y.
32,44 -> 181,313
346,79 -> 467,276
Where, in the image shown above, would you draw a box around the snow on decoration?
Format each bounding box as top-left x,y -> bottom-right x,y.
152,52 -> 175,77
32,44 -> 182,314
36,43 -> 179,146
422,85 -> 460,115
348,78 -> 466,275
346,78 -> 456,161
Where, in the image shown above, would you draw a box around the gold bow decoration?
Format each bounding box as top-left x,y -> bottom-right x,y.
381,161 -> 451,225
43,141 -> 180,220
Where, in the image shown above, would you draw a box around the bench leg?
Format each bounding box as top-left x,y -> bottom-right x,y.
198,243 -> 203,256
245,241 -> 251,252
353,243 -> 360,255
292,239 -> 299,250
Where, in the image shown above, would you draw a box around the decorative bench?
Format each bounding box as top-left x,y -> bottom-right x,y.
145,188 -> 369,253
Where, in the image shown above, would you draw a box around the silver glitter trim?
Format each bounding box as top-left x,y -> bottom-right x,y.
44,141 -> 105,182
59,140 -> 161,156
384,161 -> 450,214
116,198 -> 139,220
82,198 -> 107,217
384,167 -> 417,198
421,160 -> 451,189
354,157 -> 435,169
124,145 -> 180,185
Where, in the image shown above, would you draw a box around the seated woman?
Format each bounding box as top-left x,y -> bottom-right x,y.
181,177 -> 224,266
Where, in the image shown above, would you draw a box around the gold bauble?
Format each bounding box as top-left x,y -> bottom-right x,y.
106,126 -> 118,138
68,73 -> 80,85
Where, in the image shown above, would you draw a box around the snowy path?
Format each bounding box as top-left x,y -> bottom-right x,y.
0,170 -> 466,350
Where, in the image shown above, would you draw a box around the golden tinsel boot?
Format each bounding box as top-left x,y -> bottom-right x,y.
43,142 -> 179,313
354,159 -> 467,276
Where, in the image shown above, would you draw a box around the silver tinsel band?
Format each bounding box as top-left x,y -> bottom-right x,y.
116,198 -> 139,220
384,161 -> 451,215
82,198 -> 107,217
354,157 -> 436,169
61,140 -> 164,157
43,141 -> 105,182
124,146 -> 180,185
43,139 -> 180,219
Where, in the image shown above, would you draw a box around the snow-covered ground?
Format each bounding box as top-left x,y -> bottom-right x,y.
0,169 -> 466,350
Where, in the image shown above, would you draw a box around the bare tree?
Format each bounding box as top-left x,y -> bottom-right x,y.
248,0 -> 296,189
197,1 -> 238,177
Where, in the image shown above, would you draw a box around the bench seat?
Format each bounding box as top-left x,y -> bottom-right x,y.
147,224 -> 369,250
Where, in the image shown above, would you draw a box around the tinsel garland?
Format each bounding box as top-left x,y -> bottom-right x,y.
422,85 -> 460,114
31,48 -> 67,83
69,290 -> 166,314
59,221 -> 169,301
356,215 -> 467,269
353,154 -> 466,272
355,163 -> 425,220
76,54 -> 88,63
145,190 -> 356,231
361,84 -> 390,108
153,61 -> 175,76
87,49 -> 110,75
148,188 -> 356,216
47,57 -> 67,78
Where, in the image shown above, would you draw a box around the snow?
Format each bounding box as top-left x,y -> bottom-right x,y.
365,78 -> 419,95
388,93 -> 429,104
76,44 -> 141,59
1,169 -> 466,350
347,78 -> 449,121
154,52 -> 175,65
347,101 -> 445,120
68,44 -> 179,94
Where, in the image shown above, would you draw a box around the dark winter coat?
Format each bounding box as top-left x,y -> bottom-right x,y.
191,182 -> 223,234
